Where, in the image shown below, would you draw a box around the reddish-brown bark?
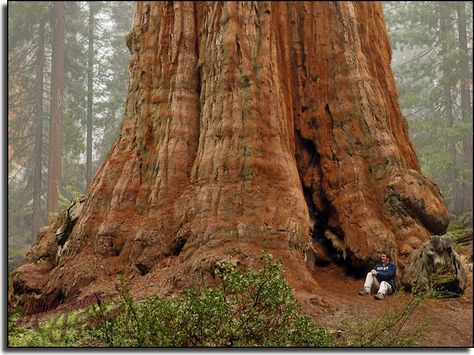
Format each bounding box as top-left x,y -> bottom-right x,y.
13,1 -> 448,313
47,1 -> 65,215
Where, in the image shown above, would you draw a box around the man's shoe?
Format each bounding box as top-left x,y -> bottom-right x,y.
374,292 -> 385,300
358,288 -> 370,296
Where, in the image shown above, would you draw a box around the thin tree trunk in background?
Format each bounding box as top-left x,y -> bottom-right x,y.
440,14 -> 459,214
456,2 -> 473,213
47,1 -> 65,216
86,4 -> 94,185
32,18 -> 45,240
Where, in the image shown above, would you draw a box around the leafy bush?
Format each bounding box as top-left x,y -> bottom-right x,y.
8,251 -> 430,348
93,251 -> 334,347
8,308 -> 93,347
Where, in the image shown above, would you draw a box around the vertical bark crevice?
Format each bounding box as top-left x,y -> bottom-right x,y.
295,133 -> 327,234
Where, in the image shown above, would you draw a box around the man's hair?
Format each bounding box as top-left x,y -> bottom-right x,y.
380,251 -> 391,260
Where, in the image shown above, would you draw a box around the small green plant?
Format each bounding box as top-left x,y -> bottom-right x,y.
94,251 -> 334,347
447,212 -> 473,245
333,294 -> 425,347
8,307 -> 94,347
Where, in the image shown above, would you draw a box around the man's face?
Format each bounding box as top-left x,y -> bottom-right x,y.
380,254 -> 388,263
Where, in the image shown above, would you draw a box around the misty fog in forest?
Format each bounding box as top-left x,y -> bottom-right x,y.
7,1 -> 473,269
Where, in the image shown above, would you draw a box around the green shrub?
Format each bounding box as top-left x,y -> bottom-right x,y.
9,252 -> 430,348
94,251 -> 334,347
8,308 -> 93,347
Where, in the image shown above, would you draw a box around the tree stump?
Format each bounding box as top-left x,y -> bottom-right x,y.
403,234 -> 467,295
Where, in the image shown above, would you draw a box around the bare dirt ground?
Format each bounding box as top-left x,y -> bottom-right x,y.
304,261 -> 473,347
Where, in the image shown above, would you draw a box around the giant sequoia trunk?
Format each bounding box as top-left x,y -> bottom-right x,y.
13,2 -> 449,313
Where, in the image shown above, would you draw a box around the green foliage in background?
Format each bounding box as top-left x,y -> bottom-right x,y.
448,211 -> 473,238
8,1 -> 134,269
447,211 -> 472,262
383,1 -> 473,214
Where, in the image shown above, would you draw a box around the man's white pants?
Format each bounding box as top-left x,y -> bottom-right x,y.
364,272 -> 393,295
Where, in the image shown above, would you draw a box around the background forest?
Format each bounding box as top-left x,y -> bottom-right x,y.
7,1 -> 473,270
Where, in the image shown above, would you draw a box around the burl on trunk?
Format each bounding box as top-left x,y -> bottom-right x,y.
13,2 -> 449,313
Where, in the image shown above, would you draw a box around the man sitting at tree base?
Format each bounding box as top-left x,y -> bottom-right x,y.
358,251 -> 397,300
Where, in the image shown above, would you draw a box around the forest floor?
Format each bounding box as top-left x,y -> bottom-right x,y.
10,231 -> 472,348
303,249 -> 473,347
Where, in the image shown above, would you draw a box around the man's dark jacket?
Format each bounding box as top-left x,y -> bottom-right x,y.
374,262 -> 397,291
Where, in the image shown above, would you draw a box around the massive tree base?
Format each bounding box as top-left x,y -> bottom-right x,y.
13,2 -> 451,314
